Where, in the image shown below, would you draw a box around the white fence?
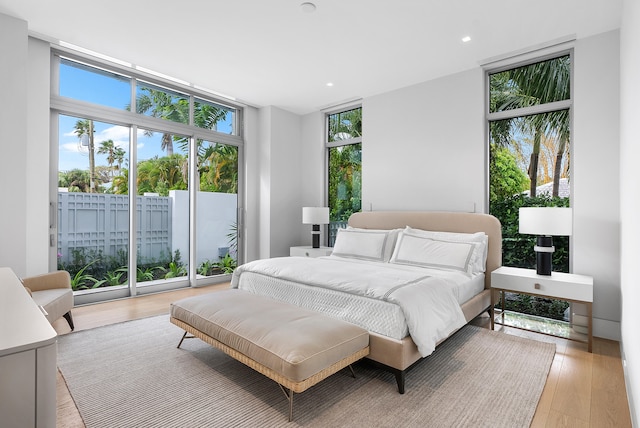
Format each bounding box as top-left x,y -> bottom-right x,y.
57,190 -> 237,266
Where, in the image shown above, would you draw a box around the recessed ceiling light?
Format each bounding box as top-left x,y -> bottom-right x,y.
301,2 -> 316,13
462,36 -> 472,43
326,82 -> 334,87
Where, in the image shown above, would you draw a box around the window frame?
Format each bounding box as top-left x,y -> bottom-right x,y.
50,47 -> 245,302
484,48 -> 574,210
324,104 -> 362,246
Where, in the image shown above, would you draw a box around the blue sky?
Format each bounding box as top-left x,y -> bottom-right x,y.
58,60 -> 233,173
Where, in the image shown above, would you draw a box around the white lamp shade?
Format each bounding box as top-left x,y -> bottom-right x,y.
302,207 -> 329,224
519,207 -> 573,236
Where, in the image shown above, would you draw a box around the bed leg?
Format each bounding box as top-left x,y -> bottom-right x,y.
395,371 -> 406,394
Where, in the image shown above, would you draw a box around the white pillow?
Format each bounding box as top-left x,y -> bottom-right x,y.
403,226 -> 488,273
390,231 -> 477,274
332,228 -> 400,262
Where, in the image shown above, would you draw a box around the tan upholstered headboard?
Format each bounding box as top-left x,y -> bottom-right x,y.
348,211 -> 502,289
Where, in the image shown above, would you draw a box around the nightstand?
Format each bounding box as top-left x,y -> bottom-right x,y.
490,266 -> 593,352
290,246 -> 333,258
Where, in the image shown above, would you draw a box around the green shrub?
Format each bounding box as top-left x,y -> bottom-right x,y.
490,193 -> 569,272
490,193 -> 570,321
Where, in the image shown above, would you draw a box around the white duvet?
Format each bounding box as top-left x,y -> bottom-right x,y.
230,256 -> 468,357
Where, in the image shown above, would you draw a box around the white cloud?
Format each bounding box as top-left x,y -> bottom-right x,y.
62,125 -> 148,152
61,142 -> 83,153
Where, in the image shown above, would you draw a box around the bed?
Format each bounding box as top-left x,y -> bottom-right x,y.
231,211 -> 502,393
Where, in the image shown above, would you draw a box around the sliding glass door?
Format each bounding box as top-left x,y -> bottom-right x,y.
53,51 -> 242,303
57,115 -> 131,293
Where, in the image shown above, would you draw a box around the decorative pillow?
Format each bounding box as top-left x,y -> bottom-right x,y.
403,226 -> 488,273
332,228 -> 400,262
390,231 -> 477,274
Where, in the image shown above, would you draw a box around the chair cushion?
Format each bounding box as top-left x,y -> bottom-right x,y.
171,290 -> 369,382
31,288 -> 73,324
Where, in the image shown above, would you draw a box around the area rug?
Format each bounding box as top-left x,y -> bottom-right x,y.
57,315 -> 555,428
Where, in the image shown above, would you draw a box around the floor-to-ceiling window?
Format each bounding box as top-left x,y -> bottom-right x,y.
326,106 -> 362,246
52,51 -> 242,302
487,52 -> 573,334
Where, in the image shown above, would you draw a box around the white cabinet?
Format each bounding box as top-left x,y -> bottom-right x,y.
490,266 -> 593,352
0,268 -> 57,427
290,246 -> 333,258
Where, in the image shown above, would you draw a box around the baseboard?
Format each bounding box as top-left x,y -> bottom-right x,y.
593,317 -> 621,341
620,343 -> 638,428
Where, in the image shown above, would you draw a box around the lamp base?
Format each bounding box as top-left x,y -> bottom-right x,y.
311,224 -> 320,248
534,236 -> 554,276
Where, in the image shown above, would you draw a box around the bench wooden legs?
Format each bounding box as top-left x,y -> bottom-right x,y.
176,331 -> 195,348
277,365 -> 356,422
278,385 -> 295,422
171,318 -> 369,422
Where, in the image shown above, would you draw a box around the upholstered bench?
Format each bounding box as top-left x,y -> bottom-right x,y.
170,289 -> 370,421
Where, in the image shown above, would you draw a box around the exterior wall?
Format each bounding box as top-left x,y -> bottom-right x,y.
171,190 -> 238,265
57,191 -> 236,268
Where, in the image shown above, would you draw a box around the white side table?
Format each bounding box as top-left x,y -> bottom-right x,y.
490,266 -> 593,352
290,246 -> 333,258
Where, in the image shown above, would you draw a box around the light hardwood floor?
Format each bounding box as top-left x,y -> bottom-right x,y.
53,284 -> 632,428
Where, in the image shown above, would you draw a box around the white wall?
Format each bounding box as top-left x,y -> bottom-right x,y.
299,111 -> 327,246
27,37 -> 51,276
363,67 -> 485,214
257,105 -> 272,260
345,32 -> 622,340
573,30 -> 622,339
620,0 -> 640,424
170,190 -> 238,265
256,106 -> 304,259
0,13 -> 28,277
243,106 -> 260,263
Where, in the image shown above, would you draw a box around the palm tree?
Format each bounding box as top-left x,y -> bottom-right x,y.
194,102 -> 229,132
134,88 -> 189,156
73,119 -> 96,193
97,139 -> 116,178
59,169 -> 91,193
135,155 -> 188,196
111,169 -> 128,194
493,56 -> 571,196
113,147 -> 126,174
199,143 -> 238,193
328,144 -> 362,221
329,108 -> 362,141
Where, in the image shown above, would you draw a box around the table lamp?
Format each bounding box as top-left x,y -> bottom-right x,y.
302,207 -> 329,248
519,207 -> 572,275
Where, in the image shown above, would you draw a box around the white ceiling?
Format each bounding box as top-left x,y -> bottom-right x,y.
0,0 -> 622,114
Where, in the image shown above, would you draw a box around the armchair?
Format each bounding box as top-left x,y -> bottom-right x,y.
22,271 -> 74,330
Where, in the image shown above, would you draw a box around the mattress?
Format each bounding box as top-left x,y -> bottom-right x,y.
231,256 -> 482,356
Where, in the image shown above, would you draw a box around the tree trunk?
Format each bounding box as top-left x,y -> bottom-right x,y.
529,152 -> 539,197
528,129 -> 543,197
552,152 -> 563,197
552,136 -> 567,197
162,133 -> 173,156
89,121 -> 96,193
